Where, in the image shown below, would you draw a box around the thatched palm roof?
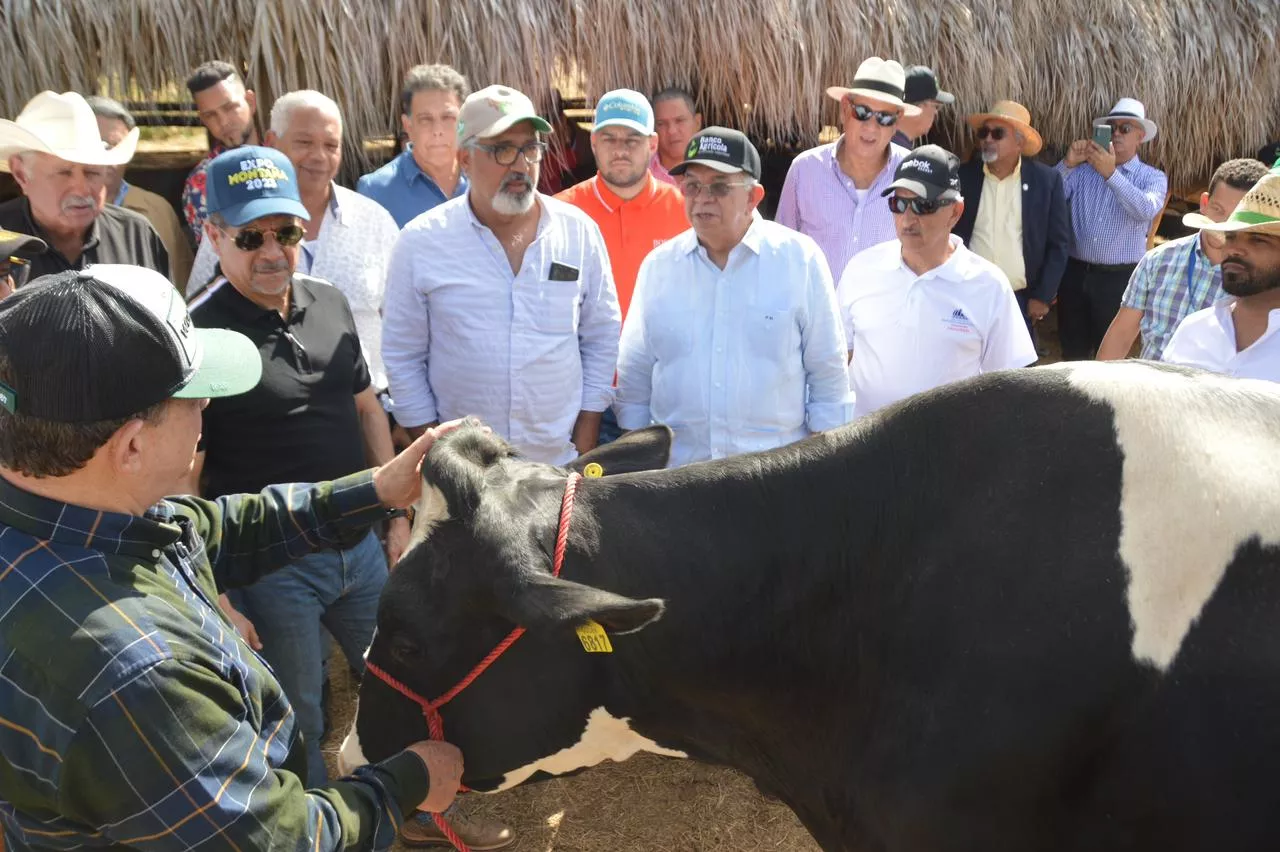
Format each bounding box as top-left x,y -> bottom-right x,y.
3,0 -> 1278,188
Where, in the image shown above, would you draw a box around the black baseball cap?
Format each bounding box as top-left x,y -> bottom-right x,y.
903,66 -> 955,106
0,265 -> 262,421
669,127 -> 762,181
881,145 -> 962,202
0,229 -> 46,261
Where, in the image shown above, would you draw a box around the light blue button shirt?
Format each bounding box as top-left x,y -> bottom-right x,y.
382,194 -> 621,465
616,219 -> 853,467
357,147 -> 468,228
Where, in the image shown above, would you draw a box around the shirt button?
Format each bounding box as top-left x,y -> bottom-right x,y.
716,347 -> 724,353
714,382 -> 722,388
151,549 -> 161,559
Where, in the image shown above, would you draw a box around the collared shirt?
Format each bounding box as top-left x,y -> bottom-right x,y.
649,151 -> 677,186
838,235 -> 1038,418
1120,232 -> 1222,360
0,470 -> 426,852
191,273 -> 372,498
382,194 -> 621,464
1055,155 -> 1168,264
615,219 -> 853,467
187,184 -> 400,390
181,141 -> 226,246
970,159 -> 1027,291
0,197 -> 169,281
120,183 -> 196,286
1161,297 -> 1280,380
357,146 -> 469,228
555,173 -> 688,318
776,137 -> 909,281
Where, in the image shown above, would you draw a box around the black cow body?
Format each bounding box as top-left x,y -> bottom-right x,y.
352,363 -> 1280,851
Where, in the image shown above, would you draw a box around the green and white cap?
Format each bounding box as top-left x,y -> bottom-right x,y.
457,85 -> 553,147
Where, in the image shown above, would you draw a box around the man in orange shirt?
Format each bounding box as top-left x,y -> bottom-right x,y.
557,88 -> 688,321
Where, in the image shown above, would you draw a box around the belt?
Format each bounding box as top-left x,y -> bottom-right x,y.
1068,258 -> 1137,273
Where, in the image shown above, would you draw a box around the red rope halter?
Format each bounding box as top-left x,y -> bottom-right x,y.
364,472 -> 583,852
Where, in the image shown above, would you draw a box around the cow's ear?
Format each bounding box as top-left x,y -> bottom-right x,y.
500,573 -> 665,635
567,425 -> 672,476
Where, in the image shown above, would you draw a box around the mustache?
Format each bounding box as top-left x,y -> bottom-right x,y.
1222,255 -> 1250,268
61,195 -> 96,212
499,173 -> 532,193
252,259 -> 291,274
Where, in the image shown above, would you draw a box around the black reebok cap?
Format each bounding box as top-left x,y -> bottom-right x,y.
882,145 -> 962,202
669,127 -> 762,181
0,265 -> 262,422
903,66 -> 955,106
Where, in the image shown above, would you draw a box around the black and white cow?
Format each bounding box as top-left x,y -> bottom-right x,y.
346,362 -> 1280,851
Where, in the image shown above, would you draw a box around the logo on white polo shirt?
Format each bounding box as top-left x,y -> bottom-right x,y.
943,307 -> 975,333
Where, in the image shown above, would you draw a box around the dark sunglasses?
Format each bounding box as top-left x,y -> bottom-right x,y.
1108,121 -> 1140,136
976,125 -> 1007,141
888,195 -> 955,216
850,102 -> 899,127
220,223 -> 306,251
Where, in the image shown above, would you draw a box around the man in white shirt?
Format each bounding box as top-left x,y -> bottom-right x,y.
1162,171 -> 1280,381
616,127 -> 852,467
382,85 -> 621,465
838,145 -> 1036,418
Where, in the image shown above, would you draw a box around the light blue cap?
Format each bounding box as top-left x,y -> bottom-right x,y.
592,89 -> 654,135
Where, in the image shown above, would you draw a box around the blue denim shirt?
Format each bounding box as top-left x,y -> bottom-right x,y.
356,147 -> 468,228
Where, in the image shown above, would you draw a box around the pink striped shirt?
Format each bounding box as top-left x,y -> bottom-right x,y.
650,151 -> 678,186
776,138 -> 909,280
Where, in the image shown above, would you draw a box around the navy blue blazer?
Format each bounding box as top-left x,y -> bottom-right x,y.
953,157 -> 1070,304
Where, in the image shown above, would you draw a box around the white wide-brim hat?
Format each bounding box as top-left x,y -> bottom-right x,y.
0,91 -> 139,169
826,57 -> 923,117
1093,97 -> 1158,143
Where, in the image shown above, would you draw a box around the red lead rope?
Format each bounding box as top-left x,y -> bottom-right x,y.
364,473 -> 583,852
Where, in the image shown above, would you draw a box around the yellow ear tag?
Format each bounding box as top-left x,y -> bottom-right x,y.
575,619 -> 613,653
582,462 -> 604,478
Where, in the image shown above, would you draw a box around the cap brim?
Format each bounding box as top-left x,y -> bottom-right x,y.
478,114 -> 554,141
934,90 -> 956,105
593,118 -> 653,135
881,177 -> 938,199
218,197 -> 312,227
0,232 -> 47,257
172,327 -> 262,399
668,159 -> 744,177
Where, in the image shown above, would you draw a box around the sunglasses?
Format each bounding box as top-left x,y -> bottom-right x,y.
888,195 -> 955,216
220,224 -> 306,252
681,179 -> 750,199
1108,122 -> 1140,136
850,102 -> 899,127
976,125 -> 1007,141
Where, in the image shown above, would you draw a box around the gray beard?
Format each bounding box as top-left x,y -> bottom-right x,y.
493,186 -> 535,215
980,148 -> 999,164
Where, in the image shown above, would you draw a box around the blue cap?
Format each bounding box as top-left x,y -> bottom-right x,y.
204,146 -> 310,227
592,89 -> 654,135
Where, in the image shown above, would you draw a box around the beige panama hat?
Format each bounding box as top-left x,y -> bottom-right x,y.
1183,172 -> 1280,235
967,100 -> 1043,156
0,91 -> 139,169
826,57 -> 923,116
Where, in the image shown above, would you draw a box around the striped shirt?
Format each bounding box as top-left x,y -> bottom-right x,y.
1120,232 -> 1222,360
775,138 -> 909,281
382,194 -> 621,464
1055,156 -> 1168,264
0,470 -> 427,851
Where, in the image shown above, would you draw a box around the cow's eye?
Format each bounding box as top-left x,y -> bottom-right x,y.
389,637 -> 422,665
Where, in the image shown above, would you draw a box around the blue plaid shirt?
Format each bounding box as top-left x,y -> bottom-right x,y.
0,471 -> 428,851
1120,232 -> 1223,360
1055,156 -> 1168,264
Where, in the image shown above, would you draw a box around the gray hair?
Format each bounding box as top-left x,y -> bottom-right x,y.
270,90 -> 342,137
401,64 -> 469,116
84,95 -> 136,131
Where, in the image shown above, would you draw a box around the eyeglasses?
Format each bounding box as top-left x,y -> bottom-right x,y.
1108,122 -> 1140,135
888,195 -> 955,216
219,224 -> 305,252
473,141 -> 548,166
850,102 -> 899,127
681,179 -> 750,199
976,125 -> 1007,141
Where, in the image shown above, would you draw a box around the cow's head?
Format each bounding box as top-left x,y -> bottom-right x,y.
350,422 -> 677,790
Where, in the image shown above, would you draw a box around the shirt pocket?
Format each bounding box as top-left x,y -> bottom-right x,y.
526,279 -> 581,334
745,306 -> 798,364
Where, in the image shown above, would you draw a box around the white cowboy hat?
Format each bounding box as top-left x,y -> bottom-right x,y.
1093,97 -> 1158,143
826,57 -> 923,117
0,91 -> 139,170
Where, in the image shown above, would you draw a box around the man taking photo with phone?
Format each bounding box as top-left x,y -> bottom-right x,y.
1054,97 -> 1168,360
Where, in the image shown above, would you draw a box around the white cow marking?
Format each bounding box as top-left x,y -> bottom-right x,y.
494,707 -> 688,791
407,484 -> 451,550
1065,362 -> 1280,670
338,713 -> 368,777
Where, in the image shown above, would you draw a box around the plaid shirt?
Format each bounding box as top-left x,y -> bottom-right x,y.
1055,155 -> 1168,264
0,471 -> 428,851
1120,232 -> 1223,360
181,142 -> 226,248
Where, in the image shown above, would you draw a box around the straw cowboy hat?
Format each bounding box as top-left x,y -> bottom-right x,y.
967,100 -> 1043,156
1093,97 -> 1158,142
1184,171 -> 1280,235
826,57 -> 922,116
0,91 -> 139,169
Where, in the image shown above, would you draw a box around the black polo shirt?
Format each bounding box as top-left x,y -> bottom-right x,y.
190,273 -> 372,499
0,197 -> 169,282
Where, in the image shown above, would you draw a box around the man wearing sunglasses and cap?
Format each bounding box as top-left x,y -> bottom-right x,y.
0,228 -> 47,297
185,146 -> 409,790
837,145 -> 1036,418
778,57 -> 918,280
616,127 -> 852,467
0,264 -> 468,849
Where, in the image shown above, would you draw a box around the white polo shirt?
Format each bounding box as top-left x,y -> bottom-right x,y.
837,235 -> 1037,418
1161,298 -> 1280,382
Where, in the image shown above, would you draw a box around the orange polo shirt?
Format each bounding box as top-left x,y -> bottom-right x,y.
556,174 -> 688,319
